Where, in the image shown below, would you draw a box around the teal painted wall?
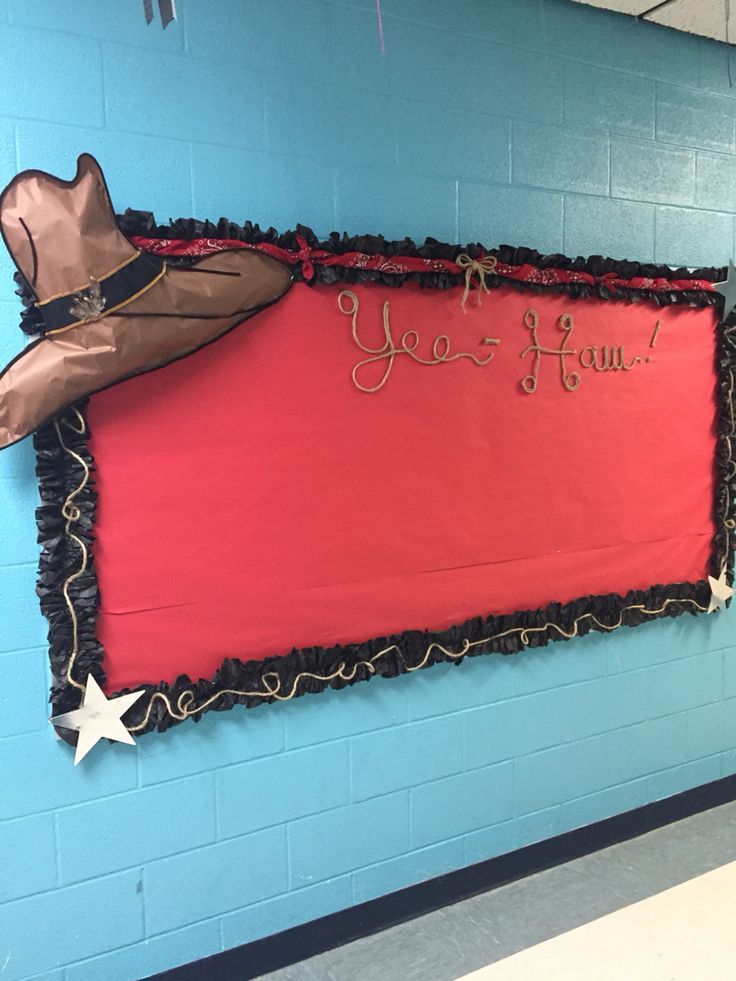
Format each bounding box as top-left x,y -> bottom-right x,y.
1,2 -> 735,978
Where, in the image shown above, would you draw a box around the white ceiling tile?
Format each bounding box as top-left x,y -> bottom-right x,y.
570,1 -> 654,15
568,0 -> 736,44
649,0 -> 729,44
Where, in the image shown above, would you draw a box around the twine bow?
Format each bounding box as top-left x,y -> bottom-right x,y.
456,253 -> 497,312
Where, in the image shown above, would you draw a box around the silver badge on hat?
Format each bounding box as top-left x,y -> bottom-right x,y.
69,278 -> 106,324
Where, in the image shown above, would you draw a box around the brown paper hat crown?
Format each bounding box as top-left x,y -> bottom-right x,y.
0,153 -> 292,450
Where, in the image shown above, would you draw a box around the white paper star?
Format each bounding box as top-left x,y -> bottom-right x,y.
714,260 -> 736,322
708,569 -> 734,614
50,675 -> 145,764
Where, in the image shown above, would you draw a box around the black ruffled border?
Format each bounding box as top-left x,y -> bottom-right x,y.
16,214 -> 725,337
112,583 -> 714,736
34,404 -> 106,722
118,210 -> 726,307
30,223 -> 736,738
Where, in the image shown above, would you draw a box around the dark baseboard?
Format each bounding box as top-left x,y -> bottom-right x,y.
150,770 -> 736,981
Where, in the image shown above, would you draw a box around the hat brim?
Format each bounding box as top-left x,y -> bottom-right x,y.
0,248 -> 293,450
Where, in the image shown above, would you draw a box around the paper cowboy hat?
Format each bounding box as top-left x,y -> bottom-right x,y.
0,153 -> 292,450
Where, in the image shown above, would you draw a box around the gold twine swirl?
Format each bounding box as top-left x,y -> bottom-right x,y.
53,408 -> 91,694
456,253 -> 498,311
125,594 -> 708,734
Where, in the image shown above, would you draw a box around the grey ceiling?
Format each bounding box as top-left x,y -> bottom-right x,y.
569,0 -> 736,44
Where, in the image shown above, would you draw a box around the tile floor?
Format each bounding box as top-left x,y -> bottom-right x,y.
258,799 -> 736,980
461,859 -> 736,979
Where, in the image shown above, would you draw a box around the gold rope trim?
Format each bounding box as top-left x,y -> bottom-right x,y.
53,408 -> 91,694
125,595 -> 708,733
36,252 -> 140,306
45,263 -> 166,336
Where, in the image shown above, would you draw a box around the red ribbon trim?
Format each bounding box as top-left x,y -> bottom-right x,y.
130,235 -> 717,295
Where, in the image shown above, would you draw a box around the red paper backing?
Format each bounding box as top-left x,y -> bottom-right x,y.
87,282 -> 718,693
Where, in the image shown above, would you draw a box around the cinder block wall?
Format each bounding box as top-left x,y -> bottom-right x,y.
1,2 -> 735,978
